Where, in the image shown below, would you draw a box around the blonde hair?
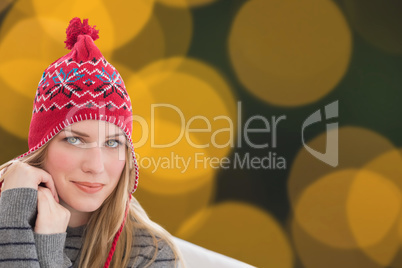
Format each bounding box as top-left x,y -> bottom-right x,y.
0,143 -> 184,268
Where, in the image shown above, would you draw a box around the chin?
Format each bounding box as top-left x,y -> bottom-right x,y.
64,197 -> 104,213
75,203 -> 102,213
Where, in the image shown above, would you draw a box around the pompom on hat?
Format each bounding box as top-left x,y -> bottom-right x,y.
1,17 -> 139,268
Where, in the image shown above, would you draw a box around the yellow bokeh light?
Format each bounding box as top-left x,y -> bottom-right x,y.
176,202 -> 293,268
139,57 -> 186,80
140,57 -> 237,120
124,58 -> 236,194
356,149 -> 402,266
360,149 -> 402,191
295,169 -> 359,248
157,0 -> 217,8
100,0 -> 155,49
296,167 -> 401,252
0,59 -> 49,99
292,147 -> 402,266
125,70 -> 155,114
395,148 -> 402,249
0,16 -> 106,99
292,217 -> 384,268
139,58 -> 237,160
228,0 -> 352,106
0,0 -> 111,53
147,72 -> 234,155
289,126 -> 402,267
28,0 -> 155,51
135,119 -> 215,194
288,127 -> 396,210
0,17 -> 66,63
347,169 -> 401,266
0,78 -> 32,140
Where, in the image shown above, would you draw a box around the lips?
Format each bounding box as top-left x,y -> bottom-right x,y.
72,181 -> 104,194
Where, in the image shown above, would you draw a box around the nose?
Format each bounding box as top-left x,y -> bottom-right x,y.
81,146 -> 105,174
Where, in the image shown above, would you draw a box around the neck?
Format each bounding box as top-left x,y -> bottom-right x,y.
60,199 -> 92,227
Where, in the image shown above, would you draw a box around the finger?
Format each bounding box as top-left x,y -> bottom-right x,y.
37,170 -> 59,203
2,161 -> 18,179
37,187 -> 51,215
38,186 -> 57,210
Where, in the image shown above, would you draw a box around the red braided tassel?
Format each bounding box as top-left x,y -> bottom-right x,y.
103,195 -> 132,268
65,17 -> 99,50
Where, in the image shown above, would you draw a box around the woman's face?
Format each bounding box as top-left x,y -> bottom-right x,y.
43,120 -> 126,213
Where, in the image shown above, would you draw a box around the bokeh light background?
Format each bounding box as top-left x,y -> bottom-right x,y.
1,0 -> 402,267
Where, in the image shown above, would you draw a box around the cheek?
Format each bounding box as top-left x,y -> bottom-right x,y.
105,158 -> 125,186
106,159 -> 126,183
45,146 -> 78,176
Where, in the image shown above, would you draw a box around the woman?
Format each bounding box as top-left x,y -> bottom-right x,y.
0,18 -> 182,268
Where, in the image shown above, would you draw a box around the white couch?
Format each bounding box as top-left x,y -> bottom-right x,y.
173,238 -> 256,268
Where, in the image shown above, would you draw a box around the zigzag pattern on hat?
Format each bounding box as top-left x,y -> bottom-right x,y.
33,100 -> 132,113
34,88 -> 131,104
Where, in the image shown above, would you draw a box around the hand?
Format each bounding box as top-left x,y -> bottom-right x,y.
34,186 -> 71,234
1,161 -> 59,202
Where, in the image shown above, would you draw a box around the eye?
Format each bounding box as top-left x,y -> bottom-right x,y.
105,140 -> 121,148
65,136 -> 82,145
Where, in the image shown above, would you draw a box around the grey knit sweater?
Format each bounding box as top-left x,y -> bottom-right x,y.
0,188 -> 176,267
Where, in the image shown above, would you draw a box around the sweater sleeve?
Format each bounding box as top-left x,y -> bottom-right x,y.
0,188 -> 40,267
0,188 -> 72,268
34,233 -> 72,268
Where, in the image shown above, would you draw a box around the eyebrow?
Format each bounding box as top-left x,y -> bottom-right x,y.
64,129 -> 124,138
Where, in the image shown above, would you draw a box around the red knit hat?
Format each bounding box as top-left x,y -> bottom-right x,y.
21,17 -> 139,194
11,17 -> 138,267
